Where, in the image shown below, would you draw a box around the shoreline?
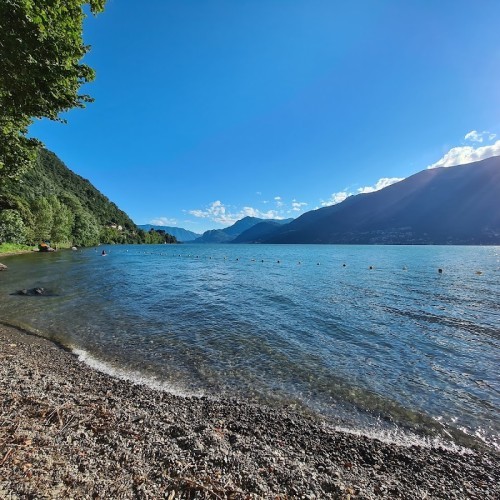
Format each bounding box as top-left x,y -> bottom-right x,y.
0,250 -> 37,261
1,324 -> 498,498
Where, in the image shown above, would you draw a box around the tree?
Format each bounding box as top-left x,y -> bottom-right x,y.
0,209 -> 26,243
31,197 -> 53,242
50,196 -> 74,244
73,209 -> 100,246
0,0 -> 105,182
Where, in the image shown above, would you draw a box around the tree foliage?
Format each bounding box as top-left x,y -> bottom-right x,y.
31,197 -> 53,241
0,3 -> 179,247
0,0 -> 105,181
0,209 -> 26,243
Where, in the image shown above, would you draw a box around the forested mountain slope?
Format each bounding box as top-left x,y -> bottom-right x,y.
0,149 -> 175,246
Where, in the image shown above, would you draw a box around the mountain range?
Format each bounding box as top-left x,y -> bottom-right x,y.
260,156 -> 500,244
192,217 -> 294,243
140,156 -> 499,246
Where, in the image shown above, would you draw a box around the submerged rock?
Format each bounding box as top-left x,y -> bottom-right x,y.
12,287 -> 57,296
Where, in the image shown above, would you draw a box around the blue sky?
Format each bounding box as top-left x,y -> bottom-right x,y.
30,0 -> 500,233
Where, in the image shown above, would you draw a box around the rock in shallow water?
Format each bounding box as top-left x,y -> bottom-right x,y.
11,287 -> 57,296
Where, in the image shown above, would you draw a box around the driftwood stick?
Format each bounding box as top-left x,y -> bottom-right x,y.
58,415 -> 75,434
0,447 -> 13,466
45,409 -> 57,424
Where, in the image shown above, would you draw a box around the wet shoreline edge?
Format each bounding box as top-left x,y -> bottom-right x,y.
1,323 -> 498,498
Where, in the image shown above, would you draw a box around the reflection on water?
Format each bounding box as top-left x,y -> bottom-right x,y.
1,244 -> 499,450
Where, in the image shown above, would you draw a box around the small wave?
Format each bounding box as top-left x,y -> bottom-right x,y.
331,424 -> 475,454
72,347 -> 204,399
71,348 -> 485,454
455,424 -> 499,452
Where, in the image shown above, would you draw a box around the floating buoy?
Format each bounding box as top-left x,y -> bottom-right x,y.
342,263 -> 346,267
369,266 -> 373,270
277,260 -> 280,264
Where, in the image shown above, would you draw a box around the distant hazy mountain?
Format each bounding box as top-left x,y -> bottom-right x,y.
139,225 -> 200,242
193,216 -> 292,243
261,156 -> 500,244
232,219 -> 294,243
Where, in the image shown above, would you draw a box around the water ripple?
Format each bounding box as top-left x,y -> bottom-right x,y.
0,244 -> 498,450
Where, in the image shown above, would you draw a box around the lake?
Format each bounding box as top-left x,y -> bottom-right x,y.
1,244 -> 498,451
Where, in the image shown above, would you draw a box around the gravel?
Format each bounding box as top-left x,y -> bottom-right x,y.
1,324 -> 498,499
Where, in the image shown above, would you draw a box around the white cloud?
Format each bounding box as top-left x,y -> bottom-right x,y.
291,201 -> 308,212
357,177 -> 403,194
427,140 -> 500,169
464,130 -> 496,143
240,206 -> 283,219
149,217 -> 177,226
187,200 -> 284,225
320,178 -> 403,207
188,200 -> 233,224
321,191 -> 350,207
274,195 -> 284,207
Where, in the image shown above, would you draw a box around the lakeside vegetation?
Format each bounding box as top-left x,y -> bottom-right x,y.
0,2 -> 177,248
0,243 -> 36,255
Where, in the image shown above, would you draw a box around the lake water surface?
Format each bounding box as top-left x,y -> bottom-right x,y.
1,244 -> 498,451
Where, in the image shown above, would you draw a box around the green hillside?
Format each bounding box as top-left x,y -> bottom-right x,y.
0,148 -> 176,247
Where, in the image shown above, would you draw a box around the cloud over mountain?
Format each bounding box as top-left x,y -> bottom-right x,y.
357,177 -> 404,194
428,130 -> 499,169
188,200 -> 284,225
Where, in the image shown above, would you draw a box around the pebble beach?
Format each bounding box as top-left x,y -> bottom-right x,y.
0,323 -> 498,499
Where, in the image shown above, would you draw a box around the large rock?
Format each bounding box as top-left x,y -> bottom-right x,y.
0,263 -> 7,271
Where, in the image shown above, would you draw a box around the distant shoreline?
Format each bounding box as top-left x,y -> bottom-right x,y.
1,322 -> 498,498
